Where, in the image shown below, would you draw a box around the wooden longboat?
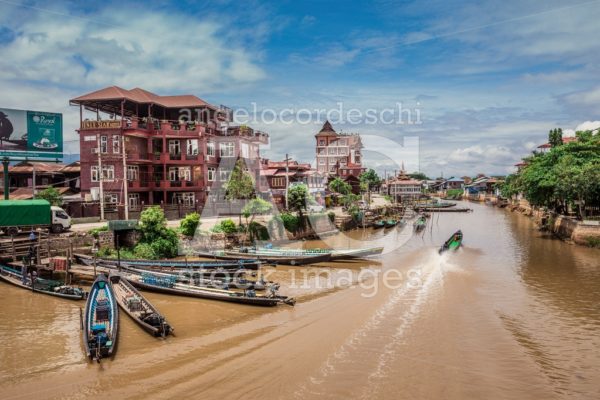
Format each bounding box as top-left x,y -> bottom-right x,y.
109,273 -> 173,337
252,246 -> 384,261
124,266 -> 268,291
439,230 -> 463,254
0,265 -> 87,300
83,274 -> 119,362
223,250 -> 331,266
125,272 -> 294,307
74,254 -> 261,270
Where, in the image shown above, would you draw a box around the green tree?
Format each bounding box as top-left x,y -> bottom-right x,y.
179,212 -> 200,237
549,128 -> 563,148
242,198 -> 272,225
36,187 -> 63,206
242,198 -> 273,242
225,159 -> 255,200
359,169 -> 381,190
138,206 -> 179,258
329,177 -> 351,195
288,184 -> 309,218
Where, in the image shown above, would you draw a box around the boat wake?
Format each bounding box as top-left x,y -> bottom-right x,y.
293,251 -> 450,399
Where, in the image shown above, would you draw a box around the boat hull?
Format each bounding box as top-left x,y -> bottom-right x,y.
109,274 -> 173,337
83,274 -> 119,361
224,251 -> 331,266
0,266 -> 86,300
128,278 -> 281,307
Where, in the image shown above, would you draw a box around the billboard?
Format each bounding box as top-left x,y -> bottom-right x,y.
0,107 -> 63,159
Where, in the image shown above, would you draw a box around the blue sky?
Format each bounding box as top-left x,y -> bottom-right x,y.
1,0 -> 600,177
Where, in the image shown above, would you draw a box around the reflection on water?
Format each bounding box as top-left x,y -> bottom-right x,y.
0,201 -> 599,399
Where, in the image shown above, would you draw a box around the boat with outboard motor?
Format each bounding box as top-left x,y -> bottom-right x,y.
0,265 -> 87,300
439,230 -> 463,254
109,273 -> 173,337
83,274 -> 119,362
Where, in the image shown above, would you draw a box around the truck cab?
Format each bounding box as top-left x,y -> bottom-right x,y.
51,206 -> 71,233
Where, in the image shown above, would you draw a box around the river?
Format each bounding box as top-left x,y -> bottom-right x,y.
1,201 -> 599,399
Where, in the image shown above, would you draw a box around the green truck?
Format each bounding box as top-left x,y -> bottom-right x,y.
0,200 -> 72,235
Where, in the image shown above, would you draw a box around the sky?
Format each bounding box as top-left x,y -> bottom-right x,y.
1,0 -> 600,177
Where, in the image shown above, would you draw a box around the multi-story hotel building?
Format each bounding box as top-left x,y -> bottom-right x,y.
71,86 -> 267,210
314,121 -> 364,177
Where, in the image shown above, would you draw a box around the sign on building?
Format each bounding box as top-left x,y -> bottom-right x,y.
0,107 -> 63,159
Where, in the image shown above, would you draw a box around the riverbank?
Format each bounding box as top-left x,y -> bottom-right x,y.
505,200 -> 600,248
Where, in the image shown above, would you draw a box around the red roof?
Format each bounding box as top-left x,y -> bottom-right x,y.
71,86 -> 216,109
537,136 -> 578,148
316,120 -> 337,136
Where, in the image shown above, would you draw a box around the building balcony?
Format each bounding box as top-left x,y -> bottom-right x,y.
155,152 -> 203,164
159,180 -> 203,190
127,180 -> 150,190
126,151 -> 152,163
158,121 -> 203,137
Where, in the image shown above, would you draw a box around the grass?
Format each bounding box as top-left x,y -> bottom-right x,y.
585,236 -> 600,248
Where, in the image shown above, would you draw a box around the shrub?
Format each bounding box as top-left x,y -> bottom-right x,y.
328,211 -> 336,223
88,225 -> 109,238
133,243 -> 157,259
219,219 -> 237,234
37,187 -> 63,206
139,206 -> 168,243
150,228 -> 179,258
280,212 -> 300,233
97,247 -> 113,257
180,212 -> 200,237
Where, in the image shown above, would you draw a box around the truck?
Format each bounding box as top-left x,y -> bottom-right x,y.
0,200 -> 71,235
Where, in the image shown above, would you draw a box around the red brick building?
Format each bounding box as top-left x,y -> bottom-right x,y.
71,86 -> 267,210
314,121 -> 364,177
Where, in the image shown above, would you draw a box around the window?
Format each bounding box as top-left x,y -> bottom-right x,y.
271,177 -> 285,187
328,147 -> 336,155
128,193 -> 140,208
241,142 -> 249,158
220,142 -> 234,157
208,167 -> 216,181
104,193 -> 118,204
319,158 -> 326,165
112,136 -> 120,154
102,165 -> 115,181
219,169 -> 230,182
339,139 -> 347,146
179,167 -> 191,181
91,166 -> 99,182
168,139 -> 181,154
207,142 -> 215,156
187,139 -> 199,155
319,139 -> 325,146
127,165 -> 139,181
100,136 -> 108,153
173,192 -> 195,206
318,148 -> 326,155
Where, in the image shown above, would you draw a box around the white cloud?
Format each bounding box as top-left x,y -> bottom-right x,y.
575,120 -> 600,132
0,4 -> 266,94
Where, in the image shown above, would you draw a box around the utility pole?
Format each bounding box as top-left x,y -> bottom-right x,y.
3,159 -> 9,200
32,163 -> 36,199
284,153 -> 291,210
97,135 -> 105,221
122,134 -> 129,220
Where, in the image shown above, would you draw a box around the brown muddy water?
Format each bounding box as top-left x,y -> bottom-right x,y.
1,202 -> 599,399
